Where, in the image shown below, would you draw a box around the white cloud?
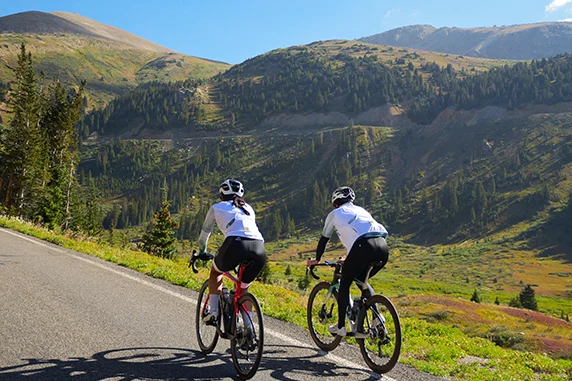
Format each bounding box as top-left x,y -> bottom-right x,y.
546,0 -> 572,12
384,8 -> 400,18
559,17 -> 572,21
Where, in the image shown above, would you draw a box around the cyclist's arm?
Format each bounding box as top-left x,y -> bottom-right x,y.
315,236 -> 329,262
316,211 -> 335,262
198,206 -> 215,253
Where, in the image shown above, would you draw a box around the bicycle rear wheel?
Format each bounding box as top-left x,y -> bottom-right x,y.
356,294 -> 401,374
195,280 -> 219,354
230,292 -> 264,380
307,281 -> 342,351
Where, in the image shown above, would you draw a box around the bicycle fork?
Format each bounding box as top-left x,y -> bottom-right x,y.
318,285 -> 338,321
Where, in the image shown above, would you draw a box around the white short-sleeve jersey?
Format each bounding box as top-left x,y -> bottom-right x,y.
198,200 -> 264,252
321,202 -> 387,253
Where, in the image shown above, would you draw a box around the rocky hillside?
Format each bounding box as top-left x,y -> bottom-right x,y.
0,11 -> 230,107
360,22 -> 572,60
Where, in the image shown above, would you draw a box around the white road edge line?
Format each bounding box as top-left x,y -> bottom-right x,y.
2,228 -> 397,380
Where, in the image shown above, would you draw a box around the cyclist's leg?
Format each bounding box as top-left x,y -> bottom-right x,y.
355,237 -> 389,297
354,237 -> 389,325
338,247 -> 366,331
206,236 -> 235,318
236,238 -> 266,328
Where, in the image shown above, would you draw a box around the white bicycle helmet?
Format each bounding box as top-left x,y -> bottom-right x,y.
331,186 -> 355,206
219,179 -> 245,197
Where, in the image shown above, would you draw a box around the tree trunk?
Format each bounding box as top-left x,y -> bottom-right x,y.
64,160 -> 74,230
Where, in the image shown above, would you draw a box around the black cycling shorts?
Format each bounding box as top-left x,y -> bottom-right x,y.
214,236 -> 267,284
342,236 -> 389,283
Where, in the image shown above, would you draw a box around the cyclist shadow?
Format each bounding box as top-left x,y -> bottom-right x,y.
259,344 -> 381,380
0,346 -> 236,381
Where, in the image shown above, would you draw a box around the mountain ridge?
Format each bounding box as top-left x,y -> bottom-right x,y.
360,22 -> 572,60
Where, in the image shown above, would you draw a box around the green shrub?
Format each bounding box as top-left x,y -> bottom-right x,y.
484,326 -> 524,348
297,274 -> 310,290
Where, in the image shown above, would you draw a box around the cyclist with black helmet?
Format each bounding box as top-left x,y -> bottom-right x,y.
307,186 -> 389,337
199,179 -> 267,324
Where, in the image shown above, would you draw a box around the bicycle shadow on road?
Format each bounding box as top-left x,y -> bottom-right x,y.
259,344 -> 381,380
0,345 -> 385,381
0,346 -> 236,381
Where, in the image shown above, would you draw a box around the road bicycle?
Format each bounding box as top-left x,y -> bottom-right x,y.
307,260 -> 401,374
189,250 -> 264,379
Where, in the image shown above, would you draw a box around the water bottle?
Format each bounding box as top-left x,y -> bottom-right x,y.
222,287 -> 231,330
350,297 -> 360,321
227,290 -> 235,317
222,287 -> 230,302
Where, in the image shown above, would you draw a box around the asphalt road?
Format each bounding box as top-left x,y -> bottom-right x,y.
0,227 -> 444,381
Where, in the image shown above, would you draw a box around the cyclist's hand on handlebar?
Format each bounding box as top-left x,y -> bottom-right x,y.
306,258 -> 319,268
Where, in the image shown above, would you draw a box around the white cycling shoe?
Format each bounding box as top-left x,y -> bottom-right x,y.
203,310 -> 219,324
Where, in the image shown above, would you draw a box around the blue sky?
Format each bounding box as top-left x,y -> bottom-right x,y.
1,1 -> 572,63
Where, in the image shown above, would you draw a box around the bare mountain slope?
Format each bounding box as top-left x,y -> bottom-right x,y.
360,22 -> 572,60
52,12 -> 172,53
0,11 -> 97,37
0,11 -> 171,53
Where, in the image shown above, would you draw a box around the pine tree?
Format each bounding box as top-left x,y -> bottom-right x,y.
141,201 -> 178,259
297,273 -> 311,290
37,80 -> 84,229
519,284 -> 538,311
271,208 -> 283,240
470,289 -> 481,303
257,261 -> 272,284
78,176 -> 102,236
508,296 -> 522,308
494,296 -> 500,305
1,43 -> 44,216
284,264 -> 292,276
475,181 -> 488,217
420,189 -> 430,216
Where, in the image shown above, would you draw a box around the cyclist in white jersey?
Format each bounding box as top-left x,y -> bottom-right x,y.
307,186 -> 389,336
199,179 -> 266,322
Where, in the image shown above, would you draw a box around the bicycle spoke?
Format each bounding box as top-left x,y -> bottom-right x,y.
231,293 -> 264,379
307,282 -> 342,351
195,281 -> 219,354
357,294 -> 401,374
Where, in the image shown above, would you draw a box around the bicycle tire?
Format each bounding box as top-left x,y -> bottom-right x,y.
307,281 -> 342,351
356,294 -> 402,374
230,292 -> 264,380
195,280 -> 220,354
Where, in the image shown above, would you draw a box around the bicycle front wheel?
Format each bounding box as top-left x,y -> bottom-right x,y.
195,280 -> 219,354
230,292 -> 264,380
307,281 -> 342,351
356,294 -> 401,374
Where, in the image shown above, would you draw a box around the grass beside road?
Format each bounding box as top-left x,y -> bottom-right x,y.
1,215 -> 570,381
